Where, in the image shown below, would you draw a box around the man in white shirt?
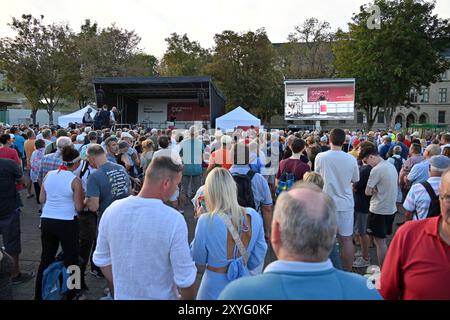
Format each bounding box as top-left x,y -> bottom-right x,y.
93,156 -> 197,300
315,128 -> 359,271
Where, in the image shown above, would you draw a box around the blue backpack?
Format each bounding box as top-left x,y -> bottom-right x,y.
42,261 -> 69,300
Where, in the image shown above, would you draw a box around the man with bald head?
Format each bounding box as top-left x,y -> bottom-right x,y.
219,183 -> 382,300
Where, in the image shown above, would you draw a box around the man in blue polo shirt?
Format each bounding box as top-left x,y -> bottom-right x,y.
219,183 -> 382,300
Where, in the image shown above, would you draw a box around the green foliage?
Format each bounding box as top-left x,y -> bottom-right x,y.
159,33 -> 211,76
75,19 -> 158,108
0,14 -> 79,124
205,29 -> 283,122
333,0 -> 450,128
280,18 -> 336,79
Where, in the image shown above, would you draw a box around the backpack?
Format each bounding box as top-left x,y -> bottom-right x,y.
45,142 -> 57,155
232,169 -> 256,209
276,170 -> 295,196
417,181 -> 440,219
41,261 -> 69,300
391,156 -> 403,174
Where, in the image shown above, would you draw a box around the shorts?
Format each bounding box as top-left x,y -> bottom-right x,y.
354,211 -> 369,235
336,210 -> 354,237
367,212 -> 396,239
0,209 -> 21,256
263,175 -> 275,185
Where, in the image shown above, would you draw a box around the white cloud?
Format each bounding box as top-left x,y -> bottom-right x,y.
1,0 -> 449,58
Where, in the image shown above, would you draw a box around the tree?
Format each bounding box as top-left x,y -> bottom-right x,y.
334,0 -> 450,129
280,18 -> 336,79
205,29 -> 283,122
74,20 -> 158,108
0,14 -> 79,124
159,33 -> 211,76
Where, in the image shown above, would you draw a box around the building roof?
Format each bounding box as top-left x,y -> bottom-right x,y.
93,76 -> 226,101
93,75 -> 214,85
0,99 -> 20,109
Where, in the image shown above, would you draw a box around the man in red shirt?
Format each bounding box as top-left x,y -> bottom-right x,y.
0,134 -> 21,165
380,168 -> 450,300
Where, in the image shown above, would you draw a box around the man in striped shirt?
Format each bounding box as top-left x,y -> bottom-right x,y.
37,137 -> 72,185
403,155 -> 450,220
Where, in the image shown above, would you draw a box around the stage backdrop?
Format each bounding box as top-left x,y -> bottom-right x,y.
138,99 -> 210,124
167,102 -> 210,121
284,78 -> 355,121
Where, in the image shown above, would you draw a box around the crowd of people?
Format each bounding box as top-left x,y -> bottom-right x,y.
0,119 -> 449,300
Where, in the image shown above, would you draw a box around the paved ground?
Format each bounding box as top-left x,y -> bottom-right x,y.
2,190 -> 403,300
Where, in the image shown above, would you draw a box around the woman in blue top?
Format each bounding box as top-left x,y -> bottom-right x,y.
191,167 -> 267,300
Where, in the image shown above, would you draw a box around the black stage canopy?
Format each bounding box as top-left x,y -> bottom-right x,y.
93,76 -> 226,127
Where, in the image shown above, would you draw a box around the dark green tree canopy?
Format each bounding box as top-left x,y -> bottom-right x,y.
334,0 -> 450,128
205,29 -> 283,121
160,33 -> 211,76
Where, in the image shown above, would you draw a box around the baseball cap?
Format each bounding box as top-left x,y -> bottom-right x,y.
429,155 -> 450,172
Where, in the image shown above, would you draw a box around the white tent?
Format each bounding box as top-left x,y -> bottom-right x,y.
58,105 -> 97,128
215,106 -> 261,130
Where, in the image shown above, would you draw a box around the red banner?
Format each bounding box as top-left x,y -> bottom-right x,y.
307,86 -> 354,103
167,103 -> 210,121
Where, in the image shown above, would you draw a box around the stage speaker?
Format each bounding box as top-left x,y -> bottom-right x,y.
198,92 -> 205,107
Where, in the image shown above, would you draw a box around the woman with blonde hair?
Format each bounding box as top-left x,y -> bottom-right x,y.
302,171 -> 324,190
191,167 -> 267,300
140,139 -> 154,172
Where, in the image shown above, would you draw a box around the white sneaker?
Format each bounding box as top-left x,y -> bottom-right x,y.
353,257 -> 370,268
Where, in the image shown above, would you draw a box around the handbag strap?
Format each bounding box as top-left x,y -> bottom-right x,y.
219,213 -> 249,265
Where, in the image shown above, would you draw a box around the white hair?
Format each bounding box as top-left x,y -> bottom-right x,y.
56,136 -> 72,150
